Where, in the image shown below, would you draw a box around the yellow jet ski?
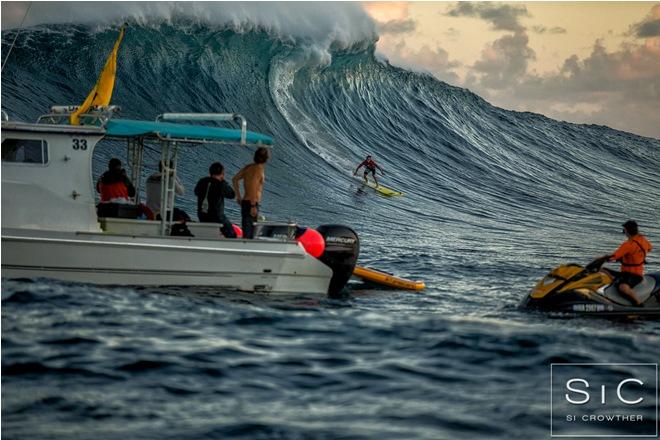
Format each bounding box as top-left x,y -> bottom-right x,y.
522,257 -> 660,317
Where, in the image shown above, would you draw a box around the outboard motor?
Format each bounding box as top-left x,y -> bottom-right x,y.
317,225 -> 360,297
257,223 -> 359,297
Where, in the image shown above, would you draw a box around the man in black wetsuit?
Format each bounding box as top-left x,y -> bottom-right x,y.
194,162 -> 237,238
353,155 -> 384,186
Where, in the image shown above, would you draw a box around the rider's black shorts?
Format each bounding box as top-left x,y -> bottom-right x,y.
364,167 -> 376,175
615,272 -> 643,288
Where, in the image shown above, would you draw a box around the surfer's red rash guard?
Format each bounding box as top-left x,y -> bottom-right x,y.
361,159 -> 377,171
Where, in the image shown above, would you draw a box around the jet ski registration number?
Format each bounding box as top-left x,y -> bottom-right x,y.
572,304 -> 608,312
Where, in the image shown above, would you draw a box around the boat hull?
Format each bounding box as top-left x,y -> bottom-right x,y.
1,228 -> 333,295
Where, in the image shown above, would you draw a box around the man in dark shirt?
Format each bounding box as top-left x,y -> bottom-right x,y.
194,162 -> 237,238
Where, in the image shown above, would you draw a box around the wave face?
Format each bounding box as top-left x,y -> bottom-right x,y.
3,24 -> 658,230
2,23 -> 660,439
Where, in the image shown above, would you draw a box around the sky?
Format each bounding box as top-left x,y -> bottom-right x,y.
2,1 -> 659,139
366,2 -> 660,139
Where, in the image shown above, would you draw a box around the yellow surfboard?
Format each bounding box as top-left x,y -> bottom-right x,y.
357,178 -> 404,197
353,266 -> 425,291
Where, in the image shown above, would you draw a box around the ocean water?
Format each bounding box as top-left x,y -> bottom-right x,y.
2,22 -> 660,439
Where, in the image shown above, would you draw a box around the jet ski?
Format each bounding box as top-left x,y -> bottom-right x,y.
522,257 -> 660,317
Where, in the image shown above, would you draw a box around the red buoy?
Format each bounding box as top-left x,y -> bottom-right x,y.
232,224 -> 243,238
296,228 -> 325,258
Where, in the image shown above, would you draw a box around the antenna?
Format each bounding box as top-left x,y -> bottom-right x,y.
1,2 -> 33,72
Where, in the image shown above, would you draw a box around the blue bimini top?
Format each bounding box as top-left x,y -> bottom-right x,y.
105,119 -> 273,145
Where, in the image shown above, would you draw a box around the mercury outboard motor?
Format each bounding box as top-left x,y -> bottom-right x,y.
317,225 -> 360,297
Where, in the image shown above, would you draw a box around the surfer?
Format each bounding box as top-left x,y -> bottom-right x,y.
353,155 -> 384,186
233,147 -> 269,239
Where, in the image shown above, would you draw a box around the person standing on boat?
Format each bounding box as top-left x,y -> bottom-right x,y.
354,155 -> 384,186
97,158 -> 136,204
146,160 -> 189,221
194,162 -> 236,238
600,220 -> 653,306
233,147 -> 269,239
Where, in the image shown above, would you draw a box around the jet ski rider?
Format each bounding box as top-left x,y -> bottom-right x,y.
600,220 -> 653,306
354,155 -> 384,186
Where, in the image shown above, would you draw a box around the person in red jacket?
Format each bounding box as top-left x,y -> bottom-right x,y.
601,220 -> 653,305
96,158 -> 136,203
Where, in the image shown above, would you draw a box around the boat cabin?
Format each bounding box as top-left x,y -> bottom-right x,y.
1,105 -> 273,238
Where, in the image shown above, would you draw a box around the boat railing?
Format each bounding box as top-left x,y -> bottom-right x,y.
36,105 -> 121,126
1,110 -> 9,122
156,113 -> 248,146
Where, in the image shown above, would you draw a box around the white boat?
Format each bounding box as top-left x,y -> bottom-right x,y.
1,106 -> 360,296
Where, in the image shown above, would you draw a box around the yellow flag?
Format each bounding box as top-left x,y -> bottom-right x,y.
70,25 -> 126,125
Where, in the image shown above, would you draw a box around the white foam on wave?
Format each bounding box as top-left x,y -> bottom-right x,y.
2,2 -> 377,51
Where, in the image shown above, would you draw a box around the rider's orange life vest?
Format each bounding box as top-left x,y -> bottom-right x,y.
611,235 -> 653,276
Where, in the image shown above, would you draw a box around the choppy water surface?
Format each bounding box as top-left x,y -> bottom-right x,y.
2,22 -> 660,439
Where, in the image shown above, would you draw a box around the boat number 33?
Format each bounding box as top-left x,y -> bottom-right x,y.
72,139 -> 88,150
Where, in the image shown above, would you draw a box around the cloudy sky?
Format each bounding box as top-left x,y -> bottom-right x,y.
366,2 -> 660,139
2,2 -> 659,138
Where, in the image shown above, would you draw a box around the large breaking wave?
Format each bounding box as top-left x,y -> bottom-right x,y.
2,21 -> 659,244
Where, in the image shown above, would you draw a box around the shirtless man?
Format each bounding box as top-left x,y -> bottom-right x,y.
232,147 -> 269,239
